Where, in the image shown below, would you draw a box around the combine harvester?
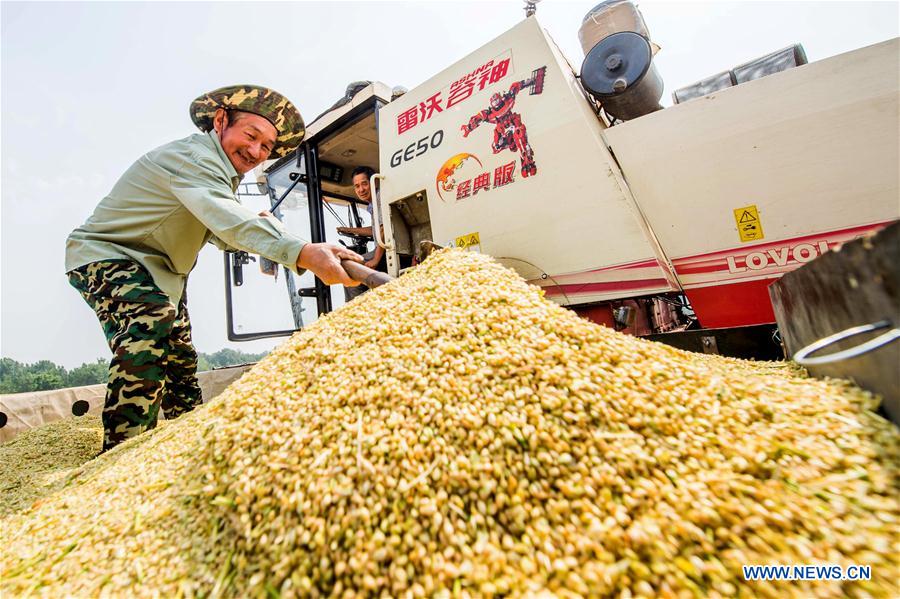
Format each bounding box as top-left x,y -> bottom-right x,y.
246,1 -> 898,351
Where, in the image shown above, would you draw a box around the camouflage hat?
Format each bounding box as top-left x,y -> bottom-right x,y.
190,85 -> 305,158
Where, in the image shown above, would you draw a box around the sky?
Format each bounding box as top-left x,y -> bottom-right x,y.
1,0 -> 898,369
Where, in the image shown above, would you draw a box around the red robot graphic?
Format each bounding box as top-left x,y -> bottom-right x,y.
461,66 -> 546,177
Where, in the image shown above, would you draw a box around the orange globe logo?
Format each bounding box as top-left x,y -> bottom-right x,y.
435,153 -> 482,201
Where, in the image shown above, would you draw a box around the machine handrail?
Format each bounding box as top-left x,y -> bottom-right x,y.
369,173 -> 391,251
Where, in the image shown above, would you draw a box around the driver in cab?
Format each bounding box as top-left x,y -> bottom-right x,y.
337,166 -> 386,299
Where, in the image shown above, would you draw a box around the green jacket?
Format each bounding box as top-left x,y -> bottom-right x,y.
65,131 -> 306,305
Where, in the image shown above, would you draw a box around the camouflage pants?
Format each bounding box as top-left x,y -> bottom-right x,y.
67,260 -> 202,451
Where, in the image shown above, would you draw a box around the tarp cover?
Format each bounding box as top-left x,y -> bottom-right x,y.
0,364 -> 254,444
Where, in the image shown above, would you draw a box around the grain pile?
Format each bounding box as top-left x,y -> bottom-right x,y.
0,414 -> 102,517
1,249 -> 898,598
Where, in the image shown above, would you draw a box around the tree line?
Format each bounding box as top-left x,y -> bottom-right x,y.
0,349 -> 267,394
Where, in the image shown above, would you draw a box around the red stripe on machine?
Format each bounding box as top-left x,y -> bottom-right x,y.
673,221 -> 891,281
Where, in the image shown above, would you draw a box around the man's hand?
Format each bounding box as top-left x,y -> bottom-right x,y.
297,243 -> 363,286
364,259 -> 380,269
337,225 -> 374,238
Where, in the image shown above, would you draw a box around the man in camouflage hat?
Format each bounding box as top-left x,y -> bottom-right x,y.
66,84 -> 362,452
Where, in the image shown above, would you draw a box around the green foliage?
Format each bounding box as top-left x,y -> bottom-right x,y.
0,349 -> 267,394
67,359 -> 109,387
196,348 -> 267,372
203,348 -> 265,369
0,358 -> 67,393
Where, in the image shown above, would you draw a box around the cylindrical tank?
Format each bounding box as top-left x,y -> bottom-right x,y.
578,0 -> 659,57
580,31 -> 663,121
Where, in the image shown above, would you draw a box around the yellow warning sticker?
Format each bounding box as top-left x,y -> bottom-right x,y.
455,232 -> 481,251
733,205 -> 764,242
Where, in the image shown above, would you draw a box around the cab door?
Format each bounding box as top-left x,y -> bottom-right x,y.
223,90 -> 388,341
223,148 -> 330,341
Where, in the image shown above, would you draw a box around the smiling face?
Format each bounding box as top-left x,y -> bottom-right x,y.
212,109 -> 278,175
